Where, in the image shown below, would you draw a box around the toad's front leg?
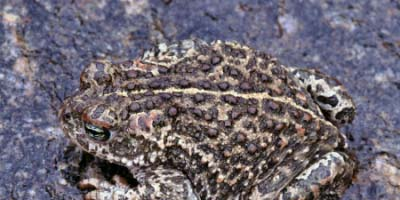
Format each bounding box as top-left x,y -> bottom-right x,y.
79,168 -> 198,200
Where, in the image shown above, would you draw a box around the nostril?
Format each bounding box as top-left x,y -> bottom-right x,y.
60,106 -> 73,121
63,112 -> 72,120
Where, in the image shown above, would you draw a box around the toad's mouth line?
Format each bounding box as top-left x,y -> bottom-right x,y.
112,87 -> 334,127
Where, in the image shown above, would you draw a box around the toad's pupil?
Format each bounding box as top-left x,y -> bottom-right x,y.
84,123 -> 110,141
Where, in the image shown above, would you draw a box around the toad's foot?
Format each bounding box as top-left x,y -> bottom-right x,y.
249,152 -> 355,200
79,175 -> 138,200
278,151 -> 356,200
79,168 -> 198,200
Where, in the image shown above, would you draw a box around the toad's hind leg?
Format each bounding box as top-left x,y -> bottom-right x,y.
278,152 -> 356,200
289,68 -> 355,125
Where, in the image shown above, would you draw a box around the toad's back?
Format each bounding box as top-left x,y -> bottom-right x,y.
77,40 -> 344,199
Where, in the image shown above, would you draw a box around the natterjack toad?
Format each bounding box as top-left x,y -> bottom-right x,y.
60,39 -> 356,200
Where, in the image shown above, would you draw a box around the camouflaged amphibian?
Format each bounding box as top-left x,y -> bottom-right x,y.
60,39 -> 356,200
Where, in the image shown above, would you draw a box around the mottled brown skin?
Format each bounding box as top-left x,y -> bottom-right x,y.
60,39 -> 356,200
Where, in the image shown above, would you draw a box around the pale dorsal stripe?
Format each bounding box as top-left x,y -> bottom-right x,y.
113,87 -> 334,128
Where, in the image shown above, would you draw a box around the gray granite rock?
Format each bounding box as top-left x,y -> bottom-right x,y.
0,0 -> 399,199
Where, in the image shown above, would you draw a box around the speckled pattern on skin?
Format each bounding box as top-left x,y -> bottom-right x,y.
60,39 -> 357,200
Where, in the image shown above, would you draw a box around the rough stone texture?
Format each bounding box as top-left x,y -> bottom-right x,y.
0,0 -> 398,199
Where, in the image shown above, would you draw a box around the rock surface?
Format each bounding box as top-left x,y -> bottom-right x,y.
0,0 -> 398,199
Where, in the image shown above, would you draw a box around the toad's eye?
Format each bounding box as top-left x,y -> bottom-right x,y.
84,123 -> 111,141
